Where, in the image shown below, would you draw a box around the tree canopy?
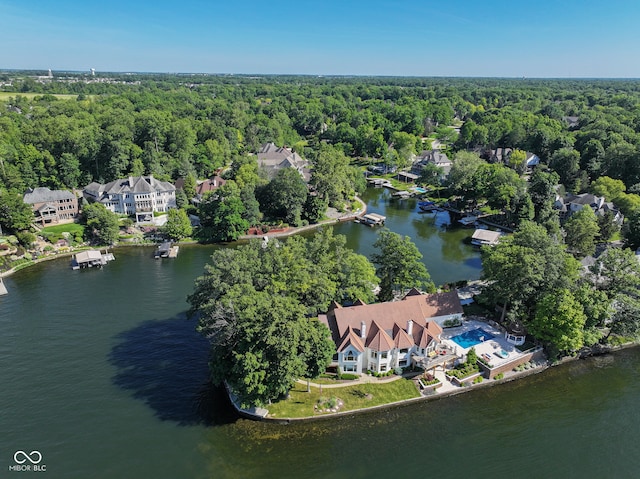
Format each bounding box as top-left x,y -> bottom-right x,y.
371,228 -> 435,301
81,202 -> 120,245
187,230 -> 378,406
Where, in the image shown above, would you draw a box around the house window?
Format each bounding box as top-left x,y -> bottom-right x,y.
400,348 -> 408,354
380,364 -> 387,372
399,359 -> 408,367
380,352 -> 388,359
343,365 -> 356,372
371,351 -> 377,359
345,351 -> 356,362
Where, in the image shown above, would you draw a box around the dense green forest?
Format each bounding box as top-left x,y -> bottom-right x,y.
3,72 -> 640,369
2,73 -> 640,191
3,72 -> 640,243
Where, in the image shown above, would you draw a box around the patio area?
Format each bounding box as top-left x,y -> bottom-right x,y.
441,319 -> 527,369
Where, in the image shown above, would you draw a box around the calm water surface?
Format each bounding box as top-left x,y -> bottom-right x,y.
1,188 -> 639,478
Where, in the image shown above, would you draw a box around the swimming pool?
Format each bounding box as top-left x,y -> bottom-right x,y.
412,186 -> 427,193
450,328 -> 495,349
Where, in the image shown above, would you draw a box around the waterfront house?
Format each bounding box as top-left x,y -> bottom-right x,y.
23,187 -> 79,226
488,148 -> 539,170
411,150 -> 451,181
175,176 -> 226,204
319,290 -> 463,375
256,142 -> 310,181
554,193 -> 623,224
83,175 -> 176,223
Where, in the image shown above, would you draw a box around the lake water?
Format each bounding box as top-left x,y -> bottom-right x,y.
1,187 -> 638,478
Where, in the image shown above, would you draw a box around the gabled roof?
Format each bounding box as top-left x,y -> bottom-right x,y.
36,203 -> 57,213
416,150 -> 450,165
412,323 -> 439,349
257,142 -> 306,167
324,292 -> 457,353
404,287 -> 423,297
366,321 -> 395,352
195,176 -> 226,197
84,175 -> 175,198
567,193 -> 601,206
338,325 -> 365,353
393,324 -> 415,349
24,187 -> 75,204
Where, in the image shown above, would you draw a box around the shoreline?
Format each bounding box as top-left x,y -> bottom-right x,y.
1,197 -> 367,279
230,341 -> 639,424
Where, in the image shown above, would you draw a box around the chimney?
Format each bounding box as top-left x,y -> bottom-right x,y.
360,321 -> 366,339
407,320 -> 413,336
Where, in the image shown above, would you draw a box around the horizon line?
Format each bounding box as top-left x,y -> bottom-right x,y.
1,68 -> 640,81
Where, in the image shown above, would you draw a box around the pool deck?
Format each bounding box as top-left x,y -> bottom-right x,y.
441,320 -> 525,369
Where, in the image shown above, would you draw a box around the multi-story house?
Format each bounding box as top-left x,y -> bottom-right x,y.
83,175 -> 176,223
23,187 -> 79,226
319,290 -> 464,375
256,142 -> 310,181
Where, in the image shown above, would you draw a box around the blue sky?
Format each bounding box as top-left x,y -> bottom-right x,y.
1,0 -> 639,77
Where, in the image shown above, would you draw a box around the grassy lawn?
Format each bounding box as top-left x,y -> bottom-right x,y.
41,223 -> 85,236
267,378 -> 420,419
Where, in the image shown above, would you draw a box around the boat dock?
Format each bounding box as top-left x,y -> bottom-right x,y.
367,178 -> 392,187
71,249 -> 115,270
155,241 -> 179,259
358,213 -> 386,226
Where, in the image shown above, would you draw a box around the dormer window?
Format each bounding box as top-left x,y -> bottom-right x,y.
345,351 -> 356,362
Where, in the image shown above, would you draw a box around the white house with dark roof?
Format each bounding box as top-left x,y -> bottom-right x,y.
554,192 -> 623,224
319,290 -> 463,375
23,187 -> 79,225
256,142 -> 310,181
411,150 -> 451,180
488,148 -> 539,169
83,175 -> 176,223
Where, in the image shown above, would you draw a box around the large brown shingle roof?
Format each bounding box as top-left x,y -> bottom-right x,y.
323,291 -> 459,352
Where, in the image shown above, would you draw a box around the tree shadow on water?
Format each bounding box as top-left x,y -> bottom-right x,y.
109,314 -> 238,426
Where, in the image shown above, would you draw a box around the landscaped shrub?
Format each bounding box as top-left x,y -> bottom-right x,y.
494,373 -> 504,380
340,373 -> 359,380
473,376 -> 483,384
422,374 -> 440,386
394,367 -> 403,375
477,356 -> 490,366
447,361 -> 480,379
443,318 -> 463,328
466,347 -> 478,365
15,231 -> 36,247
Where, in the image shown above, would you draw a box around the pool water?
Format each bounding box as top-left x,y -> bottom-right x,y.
450,328 -> 495,349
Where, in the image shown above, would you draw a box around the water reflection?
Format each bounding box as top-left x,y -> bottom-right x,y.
109,314 -> 237,426
332,187 -> 481,285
